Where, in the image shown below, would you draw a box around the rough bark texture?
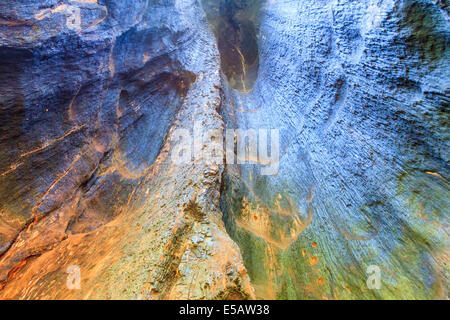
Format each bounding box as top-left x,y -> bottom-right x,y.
0,0 -> 448,300
220,0 -> 449,299
0,0 -> 254,300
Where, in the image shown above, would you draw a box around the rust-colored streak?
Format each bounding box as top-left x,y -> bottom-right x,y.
425,171 -> 448,183
1,124 -> 86,179
233,45 -> 249,93
20,124 -> 87,159
7,260 -> 27,282
34,4 -> 68,20
31,152 -> 84,213
0,162 -> 24,178
26,214 -> 38,232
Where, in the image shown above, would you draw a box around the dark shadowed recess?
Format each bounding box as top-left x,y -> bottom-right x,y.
202,0 -> 263,93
